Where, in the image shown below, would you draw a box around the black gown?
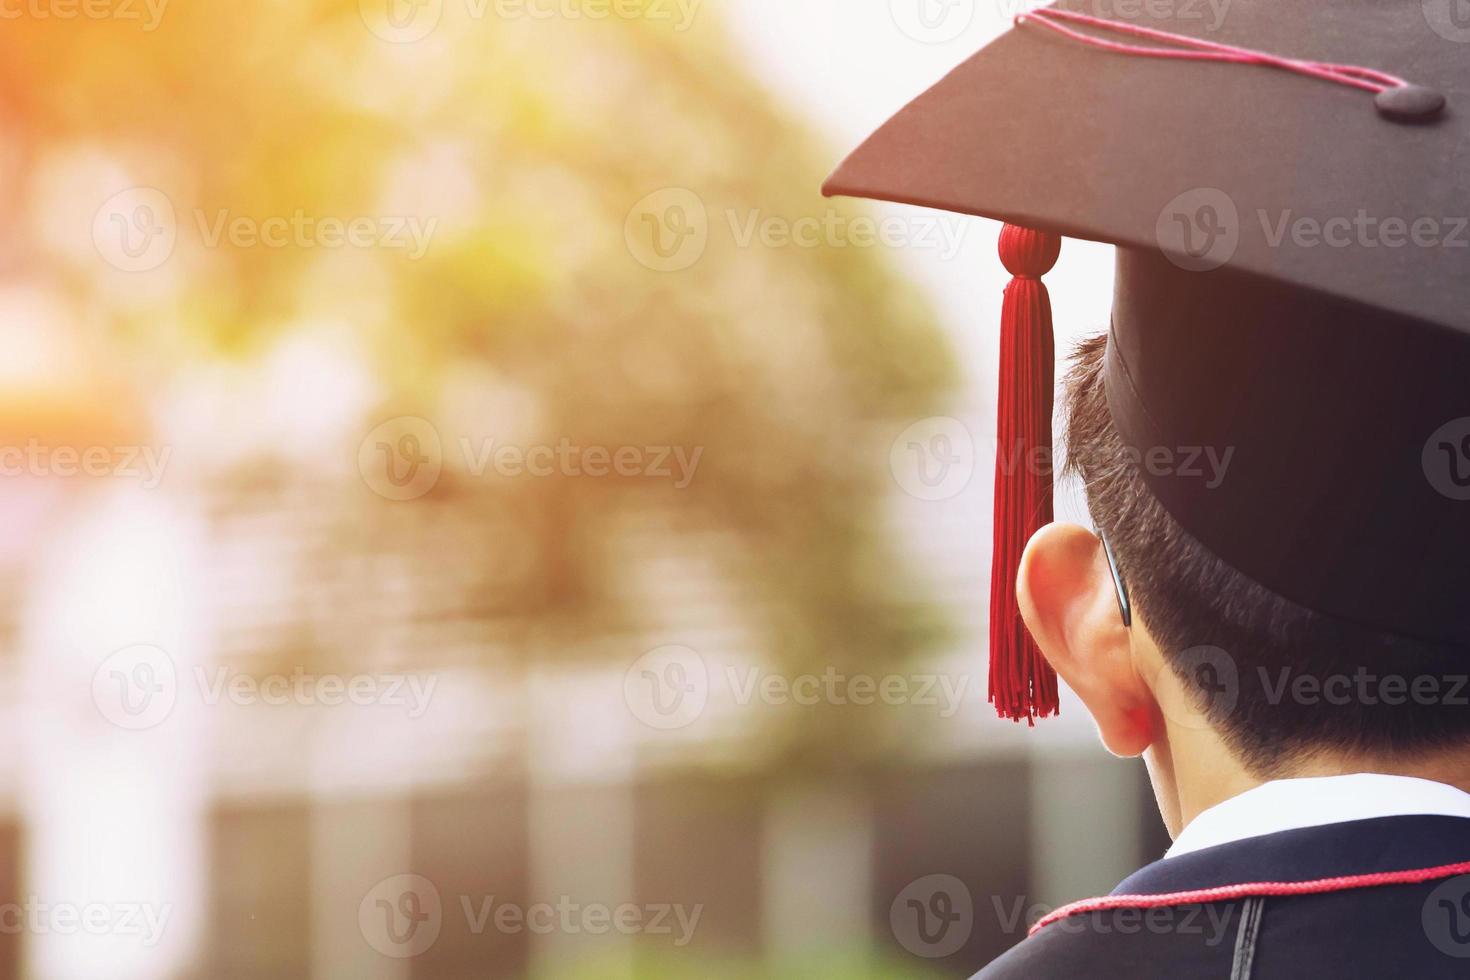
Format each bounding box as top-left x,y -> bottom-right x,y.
975,815 -> 1470,979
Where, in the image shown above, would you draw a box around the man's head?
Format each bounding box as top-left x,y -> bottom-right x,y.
1019,334 -> 1470,827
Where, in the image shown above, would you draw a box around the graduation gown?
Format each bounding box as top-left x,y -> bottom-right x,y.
975,814 -> 1470,978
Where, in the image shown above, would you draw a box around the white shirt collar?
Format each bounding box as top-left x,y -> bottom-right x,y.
1167,773 -> 1470,859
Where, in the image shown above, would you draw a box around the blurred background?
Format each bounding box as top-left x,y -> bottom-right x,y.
0,1 -> 1168,977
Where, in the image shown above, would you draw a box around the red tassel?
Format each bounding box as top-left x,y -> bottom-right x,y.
988,224 -> 1062,724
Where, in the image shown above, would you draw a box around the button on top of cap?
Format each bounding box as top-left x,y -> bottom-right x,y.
1375,85 -> 1446,123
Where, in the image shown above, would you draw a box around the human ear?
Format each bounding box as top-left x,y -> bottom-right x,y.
1016,523 -> 1158,757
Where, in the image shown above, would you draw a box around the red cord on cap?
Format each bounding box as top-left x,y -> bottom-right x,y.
1016,8 -> 1407,94
989,224 -> 1061,723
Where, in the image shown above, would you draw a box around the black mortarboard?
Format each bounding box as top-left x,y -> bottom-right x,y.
824,0 -> 1470,721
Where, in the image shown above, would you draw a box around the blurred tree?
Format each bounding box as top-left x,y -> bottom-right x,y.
0,0 -> 959,775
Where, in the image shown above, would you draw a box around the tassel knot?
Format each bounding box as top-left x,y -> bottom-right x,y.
998,224 -> 1061,278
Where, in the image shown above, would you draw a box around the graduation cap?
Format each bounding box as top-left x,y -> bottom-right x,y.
824,0 -> 1470,722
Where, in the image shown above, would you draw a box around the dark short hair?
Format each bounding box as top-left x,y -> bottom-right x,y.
1063,334 -> 1470,774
